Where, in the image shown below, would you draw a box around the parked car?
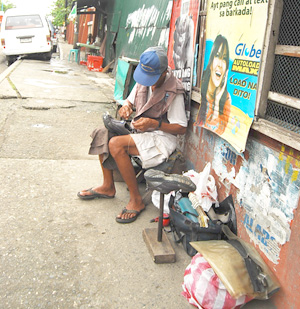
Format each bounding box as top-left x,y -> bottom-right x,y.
47,18 -> 58,53
0,9 -> 52,65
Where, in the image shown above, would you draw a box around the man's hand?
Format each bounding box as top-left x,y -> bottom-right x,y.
132,117 -> 186,135
118,101 -> 133,120
132,117 -> 157,132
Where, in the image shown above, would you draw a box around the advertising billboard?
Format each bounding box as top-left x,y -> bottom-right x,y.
194,0 -> 269,152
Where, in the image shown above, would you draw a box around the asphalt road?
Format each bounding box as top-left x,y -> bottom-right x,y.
0,50 -> 7,73
0,49 -> 59,74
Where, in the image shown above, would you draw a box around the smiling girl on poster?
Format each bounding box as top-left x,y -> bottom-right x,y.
197,34 -> 231,135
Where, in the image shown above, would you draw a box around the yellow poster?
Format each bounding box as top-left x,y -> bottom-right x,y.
195,0 -> 269,152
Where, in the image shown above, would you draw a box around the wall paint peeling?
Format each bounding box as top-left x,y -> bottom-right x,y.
211,139 -> 240,184
212,138 -> 300,264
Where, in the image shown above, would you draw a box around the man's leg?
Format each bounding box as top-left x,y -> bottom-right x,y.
78,154 -> 116,198
109,135 -> 145,221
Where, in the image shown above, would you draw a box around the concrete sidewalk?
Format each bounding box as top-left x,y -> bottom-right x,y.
0,40 -> 195,309
0,40 -> 276,308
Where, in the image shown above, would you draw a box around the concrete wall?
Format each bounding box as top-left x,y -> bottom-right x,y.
185,101 -> 300,308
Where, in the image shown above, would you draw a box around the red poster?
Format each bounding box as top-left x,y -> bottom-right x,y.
168,0 -> 200,117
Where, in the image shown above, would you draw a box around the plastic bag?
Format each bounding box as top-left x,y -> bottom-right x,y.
182,253 -> 253,308
183,163 -> 218,212
151,190 -> 172,214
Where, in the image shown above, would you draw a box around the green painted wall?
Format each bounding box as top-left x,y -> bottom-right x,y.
104,0 -> 173,65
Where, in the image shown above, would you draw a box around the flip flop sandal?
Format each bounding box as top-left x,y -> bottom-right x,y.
116,207 -> 145,224
77,188 -> 115,200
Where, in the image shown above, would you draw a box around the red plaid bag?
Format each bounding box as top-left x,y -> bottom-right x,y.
182,253 -> 253,309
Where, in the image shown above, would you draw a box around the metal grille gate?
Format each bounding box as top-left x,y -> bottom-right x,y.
265,0 -> 300,133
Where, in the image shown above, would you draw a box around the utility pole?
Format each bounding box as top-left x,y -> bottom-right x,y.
65,0 -> 68,23
73,13 -> 79,49
63,0 -> 68,41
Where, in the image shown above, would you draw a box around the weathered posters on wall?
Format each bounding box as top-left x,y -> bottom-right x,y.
194,0 -> 269,153
167,0 -> 200,118
213,138 -> 300,264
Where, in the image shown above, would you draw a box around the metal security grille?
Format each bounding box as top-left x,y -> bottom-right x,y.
277,0 -> 300,46
270,55 -> 300,99
265,0 -> 300,134
265,100 -> 300,134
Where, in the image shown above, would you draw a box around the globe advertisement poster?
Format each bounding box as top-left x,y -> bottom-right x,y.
194,0 -> 269,153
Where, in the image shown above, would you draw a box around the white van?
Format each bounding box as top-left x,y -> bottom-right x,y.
0,9 -> 52,65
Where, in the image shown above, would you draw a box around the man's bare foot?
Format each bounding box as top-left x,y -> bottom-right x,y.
77,186 -> 115,200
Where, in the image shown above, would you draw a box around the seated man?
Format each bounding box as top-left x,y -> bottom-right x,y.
78,46 -> 187,223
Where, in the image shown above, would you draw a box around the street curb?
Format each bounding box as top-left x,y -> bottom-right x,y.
0,59 -> 22,84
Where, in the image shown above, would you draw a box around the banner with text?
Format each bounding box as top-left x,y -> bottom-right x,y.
194,0 -> 269,152
167,0 -> 200,118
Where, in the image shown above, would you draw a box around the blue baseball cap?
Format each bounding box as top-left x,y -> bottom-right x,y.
133,46 -> 168,87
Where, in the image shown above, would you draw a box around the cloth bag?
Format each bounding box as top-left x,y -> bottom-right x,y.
190,226 -> 280,300
169,205 -> 223,256
168,195 -> 237,257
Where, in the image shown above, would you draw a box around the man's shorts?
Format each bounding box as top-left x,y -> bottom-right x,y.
130,131 -> 177,169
